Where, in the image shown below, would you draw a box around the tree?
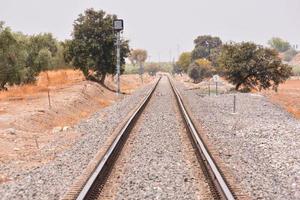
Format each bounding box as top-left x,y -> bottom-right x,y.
0,23 -> 26,90
51,42 -> 67,69
24,33 -> 58,83
67,9 -> 130,84
129,49 -> 147,81
145,63 -> 159,76
129,49 -> 147,65
34,48 -> 52,71
192,35 -> 222,62
177,52 -> 191,72
218,42 -> 292,91
283,48 -> 298,62
188,58 -> 214,83
268,37 -> 291,52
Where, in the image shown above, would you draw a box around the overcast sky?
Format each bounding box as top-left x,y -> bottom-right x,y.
0,0 -> 299,61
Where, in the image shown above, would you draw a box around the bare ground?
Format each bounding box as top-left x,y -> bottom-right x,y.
0,70 -> 153,184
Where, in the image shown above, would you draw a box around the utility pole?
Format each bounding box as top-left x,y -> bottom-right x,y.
113,19 -> 124,95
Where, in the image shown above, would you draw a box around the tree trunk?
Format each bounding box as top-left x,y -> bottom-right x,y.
100,72 -> 106,85
0,81 -> 7,91
235,82 -> 242,91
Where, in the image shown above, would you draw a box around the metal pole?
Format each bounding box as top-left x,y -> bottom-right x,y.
208,82 -> 210,96
116,31 -> 121,95
216,82 -> 218,95
233,94 -> 236,113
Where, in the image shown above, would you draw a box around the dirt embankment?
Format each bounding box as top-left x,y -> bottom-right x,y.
0,70 -> 153,183
262,79 -> 300,119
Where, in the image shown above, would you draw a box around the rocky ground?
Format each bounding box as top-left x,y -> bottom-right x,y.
175,79 -> 300,200
0,72 -> 154,181
100,76 -> 212,200
0,82 -> 154,200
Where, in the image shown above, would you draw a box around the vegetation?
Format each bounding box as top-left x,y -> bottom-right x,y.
172,63 -> 183,75
191,35 -> 222,66
283,48 -> 298,62
0,22 -> 66,90
125,62 -> 172,74
129,49 -> 148,66
187,58 -> 214,83
129,49 -> 148,81
218,42 -> 292,91
177,52 -> 191,72
268,37 -> 291,52
145,63 -> 159,76
65,9 -> 130,85
293,65 -> 300,76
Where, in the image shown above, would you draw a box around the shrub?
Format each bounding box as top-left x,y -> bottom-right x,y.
188,59 -> 214,83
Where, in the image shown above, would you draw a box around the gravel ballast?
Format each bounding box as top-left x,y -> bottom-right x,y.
176,81 -> 300,200
105,76 -> 212,200
0,83 -> 154,200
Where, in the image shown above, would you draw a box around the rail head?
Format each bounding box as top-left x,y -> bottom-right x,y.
168,76 -> 235,200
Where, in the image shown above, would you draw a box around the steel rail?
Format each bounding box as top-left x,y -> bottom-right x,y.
168,76 -> 235,200
76,77 -> 161,200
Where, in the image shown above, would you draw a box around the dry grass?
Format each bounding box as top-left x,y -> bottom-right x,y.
263,79 -> 300,119
0,69 -> 85,100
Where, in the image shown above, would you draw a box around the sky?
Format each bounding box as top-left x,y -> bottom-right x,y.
0,0 -> 299,61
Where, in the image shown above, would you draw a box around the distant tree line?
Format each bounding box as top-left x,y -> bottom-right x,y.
174,35 -> 293,92
268,37 -> 298,62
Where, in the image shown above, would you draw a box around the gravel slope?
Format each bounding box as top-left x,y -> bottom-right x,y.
176,81 -> 300,200
0,83 -> 154,200
108,76 -> 212,200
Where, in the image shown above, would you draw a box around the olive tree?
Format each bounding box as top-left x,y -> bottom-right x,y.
0,23 -> 26,90
218,42 -> 292,91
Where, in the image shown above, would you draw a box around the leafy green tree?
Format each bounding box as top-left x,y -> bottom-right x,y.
218,42 -> 292,91
24,33 -> 58,83
34,48 -> 52,71
177,52 -> 191,72
0,23 -> 26,90
51,42 -> 67,69
192,35 -> 222,62
188,58 -> 214,83
268,37 -> 291,52
67,9 -> 130,84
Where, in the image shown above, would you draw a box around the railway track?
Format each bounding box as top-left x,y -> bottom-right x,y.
66,75 -> 236,200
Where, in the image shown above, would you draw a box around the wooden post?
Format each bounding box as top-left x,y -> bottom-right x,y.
46,72 -> 51,109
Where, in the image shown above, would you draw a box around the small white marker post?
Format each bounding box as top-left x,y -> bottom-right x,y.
212,75 -> 220,95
